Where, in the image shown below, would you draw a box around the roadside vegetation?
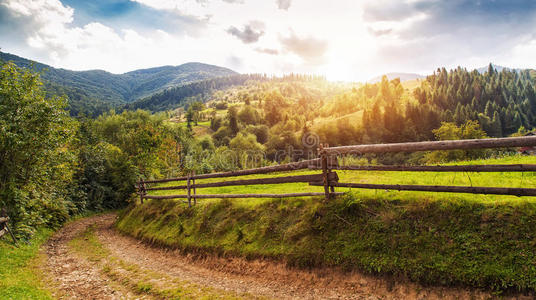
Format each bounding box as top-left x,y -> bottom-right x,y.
0,229 -> 54,299
118,185 -> 536,293
118,154 -> 536,293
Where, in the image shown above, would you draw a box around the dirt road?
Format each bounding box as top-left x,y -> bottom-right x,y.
41,213 -> 530,299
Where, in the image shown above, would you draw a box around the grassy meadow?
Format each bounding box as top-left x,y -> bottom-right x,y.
147,154 -> 536,207
119,154 -> 536,292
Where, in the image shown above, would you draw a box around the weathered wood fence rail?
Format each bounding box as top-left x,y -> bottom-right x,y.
137,136 -> 536,206
137,158 -> 341,206
0,210 -> 17,245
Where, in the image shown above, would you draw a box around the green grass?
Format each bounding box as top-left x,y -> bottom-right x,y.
150,155 -> 536,207
119,155 -> 536,292
0,229 -> 54,299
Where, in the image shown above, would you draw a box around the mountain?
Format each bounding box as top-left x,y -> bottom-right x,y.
126,74 -> 268,112
476,63 -> 525,74
368,72 -> 425,83
0,51 -> 237,115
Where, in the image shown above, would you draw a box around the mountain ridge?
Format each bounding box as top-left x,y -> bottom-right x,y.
0,51 -> 237,115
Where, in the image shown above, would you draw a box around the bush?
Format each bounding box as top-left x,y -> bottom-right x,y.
73,142 -> 137,210
0,62 -> 75,236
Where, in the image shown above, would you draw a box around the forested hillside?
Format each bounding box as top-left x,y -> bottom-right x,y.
171,65 -> 535,167
125,74 -> 269,112
2,56 -> 536,236
0,51 -> 236,116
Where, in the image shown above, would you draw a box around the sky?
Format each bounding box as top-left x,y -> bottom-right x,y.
1,0 -> 536,82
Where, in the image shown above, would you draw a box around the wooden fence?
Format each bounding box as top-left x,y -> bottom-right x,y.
138,158 -> 343,206
0,209 -> 17,245
137,136 -> 536,205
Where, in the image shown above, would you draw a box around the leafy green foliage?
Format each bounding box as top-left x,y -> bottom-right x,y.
72,142 -> 137,211
425,120 -> 490,163
0,62 -> 75,235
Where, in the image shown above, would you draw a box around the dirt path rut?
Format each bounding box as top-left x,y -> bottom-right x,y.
42,213 -> 531,299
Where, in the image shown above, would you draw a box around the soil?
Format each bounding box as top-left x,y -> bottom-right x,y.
42,213 -> 534,299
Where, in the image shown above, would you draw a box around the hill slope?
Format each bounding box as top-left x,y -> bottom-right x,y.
0,51 -> 237,115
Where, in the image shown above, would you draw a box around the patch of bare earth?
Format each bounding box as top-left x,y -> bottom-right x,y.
43,213 -> 533,299
42,215 -> 134,299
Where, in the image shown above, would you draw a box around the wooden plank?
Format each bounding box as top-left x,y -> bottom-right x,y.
144,192 -> 344,199
192,170 -> 196,205
320,145 -> 330,200
142,159 -> 322,184
323,136 -> 536,156
145,173 -> 337,191
187,173 -> 191,207
311,164 -> 536,172
310,182 -> 536,197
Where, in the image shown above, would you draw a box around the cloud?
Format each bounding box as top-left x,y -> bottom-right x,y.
276,0 -> 291,10
63,0 -> 210,36
131,0 -> 243,11
0,0 -> 225,74
226,21 -> 265,44
279,32 -> 327,64
255,48 -> 279,55
363,0 -> 536,39
367,28 -> 392,37
362,0 -> 536,71
0,0 -> 75,57
226,55 -> 243,69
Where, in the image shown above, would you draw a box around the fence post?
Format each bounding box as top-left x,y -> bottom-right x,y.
139,179 -> 145,204
320,144 -> 331,200
187,173 -> 191,207
0,208 -> 17,246
192,170 -> 197,205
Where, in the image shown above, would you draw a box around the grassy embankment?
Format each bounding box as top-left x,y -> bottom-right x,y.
117,155 -> 536,292
0,229 -> 54,299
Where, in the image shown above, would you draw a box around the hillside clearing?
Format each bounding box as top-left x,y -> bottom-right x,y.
148,155 -> 536,207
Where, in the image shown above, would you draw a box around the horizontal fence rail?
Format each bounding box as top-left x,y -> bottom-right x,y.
323,136 -> 536,156
143,159 -> 323,184
144,192 -> 344,200
310,182 -> 536,197
145,173 -> 338,191
312,164 -> 536,172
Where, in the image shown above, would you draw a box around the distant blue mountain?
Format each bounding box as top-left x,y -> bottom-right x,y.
476,64 -> 525,74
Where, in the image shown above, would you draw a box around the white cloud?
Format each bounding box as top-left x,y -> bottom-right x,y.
276,0 -> 291,10
279,31 -> 327,64
497,38 -> 536,69
0,0 -> 229,73
2,0 -> 535,82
